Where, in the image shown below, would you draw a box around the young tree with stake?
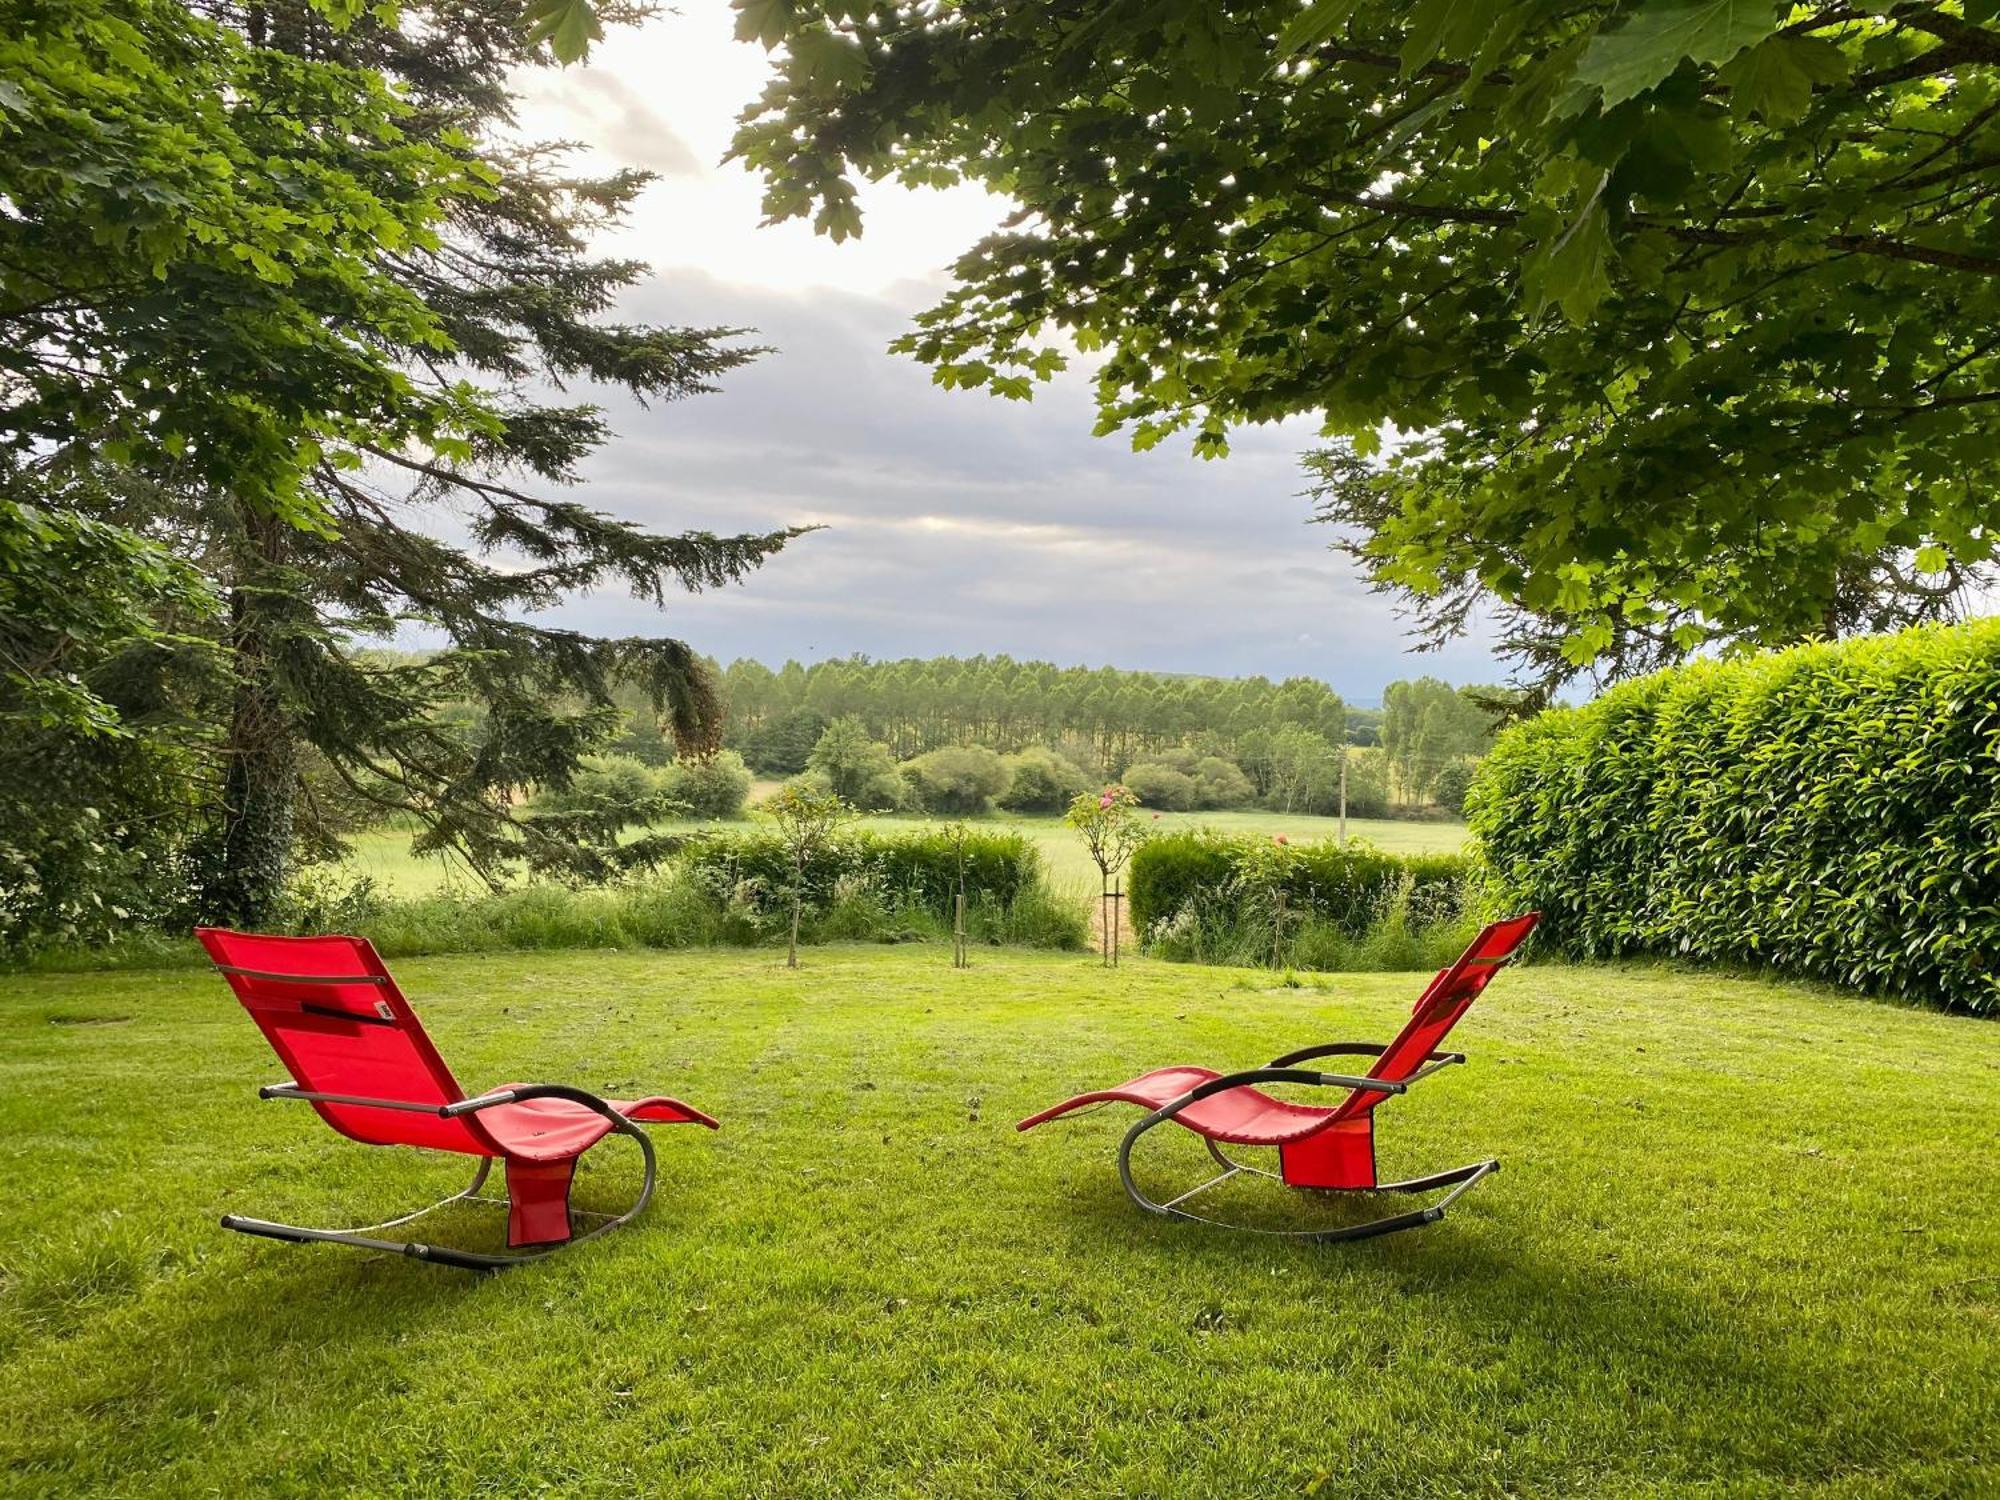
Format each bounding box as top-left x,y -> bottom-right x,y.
763,783 -> 853,969
1066,785 -> 1147,967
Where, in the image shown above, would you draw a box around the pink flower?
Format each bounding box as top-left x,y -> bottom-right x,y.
1098,792 -> 1114,809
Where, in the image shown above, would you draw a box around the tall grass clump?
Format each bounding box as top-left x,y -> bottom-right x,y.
680,827 -> 1047,923
362,878 -> 747,957
1130,830 -> 1478,972
1470,619 -> 2000,1014
359,830 -> 1086,959
8,827 -> 1089,972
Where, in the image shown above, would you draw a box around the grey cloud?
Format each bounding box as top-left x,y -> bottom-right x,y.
488,272 -> 1510,699
540,72 -> 704,177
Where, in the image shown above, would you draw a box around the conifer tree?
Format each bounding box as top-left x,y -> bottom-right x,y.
9,1 -> 800,932
189,0 -> 803,922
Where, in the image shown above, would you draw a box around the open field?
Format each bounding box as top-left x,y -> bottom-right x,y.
343,809 -> 1469,898
2,947 -> 1994,1495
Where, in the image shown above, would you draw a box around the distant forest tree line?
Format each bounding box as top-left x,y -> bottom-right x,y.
600,656 -> 1511,818
723,656 -> 1348,765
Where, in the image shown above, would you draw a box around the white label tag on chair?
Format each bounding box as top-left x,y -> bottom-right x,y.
376,1000 -> 395,1021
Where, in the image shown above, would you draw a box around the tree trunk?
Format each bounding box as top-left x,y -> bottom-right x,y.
199,509 -> 296,928
1100,871 -> 1110,967
788,867 -> 803,968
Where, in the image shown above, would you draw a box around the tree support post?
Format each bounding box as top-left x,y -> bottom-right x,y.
1111,879 -> 1122,968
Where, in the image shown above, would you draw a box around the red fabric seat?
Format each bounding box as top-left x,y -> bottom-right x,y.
480,1090 -> 717,1162
1017,1066 -> 1340,1145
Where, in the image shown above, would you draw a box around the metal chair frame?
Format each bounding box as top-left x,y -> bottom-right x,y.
221,1083 -> 660,1273
1113,1056 -> 1498,1243
1020,913 -> 1540,1244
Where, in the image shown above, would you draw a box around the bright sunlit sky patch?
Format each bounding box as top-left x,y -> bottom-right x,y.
496,4 -> 1508,700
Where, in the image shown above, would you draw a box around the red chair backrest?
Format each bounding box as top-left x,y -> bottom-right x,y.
1331,911 -> 1541,1122
198,928 -> 499,1154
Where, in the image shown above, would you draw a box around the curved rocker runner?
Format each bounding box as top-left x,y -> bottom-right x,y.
1017,912 -> 1540,1243
198,929 -> 718,1272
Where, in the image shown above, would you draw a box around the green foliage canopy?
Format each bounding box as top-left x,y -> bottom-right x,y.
2,0 -> 481,530
731,0 -> 2000,685
1381,677 -> 1502,804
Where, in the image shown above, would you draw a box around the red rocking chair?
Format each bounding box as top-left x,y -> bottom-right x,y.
1018,912 -> 1540,1243
199,928 -> 718,1271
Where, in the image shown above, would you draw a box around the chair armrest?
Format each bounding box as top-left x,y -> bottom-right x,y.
1265,1041 -> 1388,1068
438,1089 -> 520,1117
1401,1053 -> 1468,1085
1148,1066 -> 1405,1125
1265,1042 -> 1467,1081
258,1083 -> 441,1115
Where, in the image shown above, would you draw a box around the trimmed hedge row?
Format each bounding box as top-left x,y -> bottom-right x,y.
1128,830 -> 1473,937
681,827 -> 1041,919
1468,620 -> 2000,1014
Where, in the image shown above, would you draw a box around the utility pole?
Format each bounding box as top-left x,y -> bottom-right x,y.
1337,705 -> 1349,845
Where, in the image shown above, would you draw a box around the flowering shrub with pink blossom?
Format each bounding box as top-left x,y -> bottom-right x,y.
1064,784 -> 1148,889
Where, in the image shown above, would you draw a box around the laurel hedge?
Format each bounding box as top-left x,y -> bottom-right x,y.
1468,621 -> 2000,1014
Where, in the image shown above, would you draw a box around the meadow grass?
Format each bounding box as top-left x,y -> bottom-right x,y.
342,809 -> 1469,900
1,947 -> 1994,1496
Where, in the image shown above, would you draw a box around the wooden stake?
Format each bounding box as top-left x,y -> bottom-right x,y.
1338,748 -> 1348,845
1111,879 -> 1122,968
954,891 -> 967,968
1101,878 -> 1111,967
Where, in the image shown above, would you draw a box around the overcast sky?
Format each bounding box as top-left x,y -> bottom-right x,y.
499,5 -> 1509,702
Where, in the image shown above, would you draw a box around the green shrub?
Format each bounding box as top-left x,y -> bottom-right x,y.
859,769 -> 912,812
902,745 -> 1011,814
1122,761 -> 1198,811
997,746 -> 1091,812
1142,847 -> 1481,973
872,827 -> 1041,910
1125,831 -> 1238,933
807,717 -> 903,809
663,750 -> 752,820
11,839 -> 1090,969
1468,620 -> 2000,1013
1192,755 -> 1255,809
737,707 -> 827,776
1121,748 -> 1257,810
1431,758 -> 1478,817
328,852 -> 1085,960
681,827 -> 1044,923
528,753 -> 663,815
1338,745 -> 1392,819
1129,829 -> 1474,968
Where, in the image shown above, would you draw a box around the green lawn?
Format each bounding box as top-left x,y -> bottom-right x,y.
2,948 -> 1994,1495
343,809 -> 1468,897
